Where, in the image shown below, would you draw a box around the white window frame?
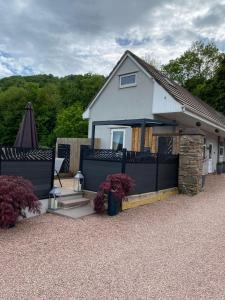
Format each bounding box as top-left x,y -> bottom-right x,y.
110,129 -> 126,150
208,143 -> 213,159
219,146 -> 224,157
119,73 -> 136,88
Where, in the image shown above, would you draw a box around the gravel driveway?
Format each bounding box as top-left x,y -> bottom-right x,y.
1,174 -> 225,300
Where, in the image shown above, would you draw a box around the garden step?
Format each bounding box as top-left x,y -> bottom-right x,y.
60,193 -> 83,201
58,197 -> 90,209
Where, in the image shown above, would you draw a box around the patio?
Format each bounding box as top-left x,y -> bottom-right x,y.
1,174 -> 225,299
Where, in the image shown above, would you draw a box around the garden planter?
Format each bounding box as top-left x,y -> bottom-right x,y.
223,163 -> 225,173
202,175 -> 206,188
217,164 -> 223,174
107,191 -> 121,216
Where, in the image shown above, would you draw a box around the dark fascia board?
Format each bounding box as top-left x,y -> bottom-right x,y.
92,118 -> 177,127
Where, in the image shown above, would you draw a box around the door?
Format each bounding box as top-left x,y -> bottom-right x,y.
208,143 -> 213,173
158,137 -> 173,154
111,129 -> 125,151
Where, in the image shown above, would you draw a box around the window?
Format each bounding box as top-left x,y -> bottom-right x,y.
111,129 -> 125,151
203,138 -> 206,159
219,146 -> 224,156
119,73 -> 136,88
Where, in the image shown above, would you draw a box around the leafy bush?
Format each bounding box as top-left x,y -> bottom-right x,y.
94,173 -> 135,214
0,176 -> 41,228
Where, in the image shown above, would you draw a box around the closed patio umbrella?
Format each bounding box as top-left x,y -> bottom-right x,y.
14,102 -> 38,148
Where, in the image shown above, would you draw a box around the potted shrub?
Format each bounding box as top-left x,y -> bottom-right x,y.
0,176 -> 40,228
94,173 -> 134,216
217,162 -> 223,174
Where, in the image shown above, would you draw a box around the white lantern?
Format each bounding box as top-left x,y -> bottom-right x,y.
48,186 -> 61,210
74,171 -> 84,192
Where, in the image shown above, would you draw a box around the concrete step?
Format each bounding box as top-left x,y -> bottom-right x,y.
49,204 -> 94,219
60,193 -> 83,201
58,197 -> 90,209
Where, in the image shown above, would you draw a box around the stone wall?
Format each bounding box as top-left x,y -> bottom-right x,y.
178,129 -> 205,195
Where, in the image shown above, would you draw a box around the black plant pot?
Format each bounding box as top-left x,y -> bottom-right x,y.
217,164 -> 223,174
107,191 -> 121,216
202,175 -> 206,188
223,163 -> 225,173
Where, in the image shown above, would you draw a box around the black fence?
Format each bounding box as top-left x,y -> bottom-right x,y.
0,147 -> 55,199
80,146 -> 179,194
57,144 -> 70,173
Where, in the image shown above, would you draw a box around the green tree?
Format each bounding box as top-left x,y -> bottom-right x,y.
196,55 -> 225,115
162,41 -> 221,89
54,103 -> 88,138
0,73 -> 104,146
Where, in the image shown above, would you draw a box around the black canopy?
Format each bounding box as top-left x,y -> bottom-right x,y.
14,102 -> 38,148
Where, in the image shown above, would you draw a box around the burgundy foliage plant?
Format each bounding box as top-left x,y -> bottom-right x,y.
94,173 -> 135,214
0,176 -> 41,228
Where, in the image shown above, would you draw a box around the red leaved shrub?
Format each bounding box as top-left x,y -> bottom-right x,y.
0,176 -> 41,228
94,173 -> 135,214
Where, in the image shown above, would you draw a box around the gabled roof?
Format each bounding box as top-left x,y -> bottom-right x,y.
84,50 -> 225,129
127,51 -> 225,128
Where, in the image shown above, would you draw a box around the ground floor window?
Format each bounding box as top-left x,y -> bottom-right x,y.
111,129 -> 125,151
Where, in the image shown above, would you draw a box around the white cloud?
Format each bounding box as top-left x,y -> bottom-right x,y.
0,0 -> 224,77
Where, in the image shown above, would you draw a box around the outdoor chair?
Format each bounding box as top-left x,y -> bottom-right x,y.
54,157 -> 64,187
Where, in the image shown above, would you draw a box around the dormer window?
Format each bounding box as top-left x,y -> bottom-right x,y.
119,73 -> 136,88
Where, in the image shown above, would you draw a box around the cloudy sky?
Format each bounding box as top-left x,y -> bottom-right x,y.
0,0 -> 225,77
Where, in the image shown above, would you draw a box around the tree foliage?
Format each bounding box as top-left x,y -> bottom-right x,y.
54,103 -> 88,138
162,41 -> 221,87
162,40 -> 225,116
0,74 -> 105,146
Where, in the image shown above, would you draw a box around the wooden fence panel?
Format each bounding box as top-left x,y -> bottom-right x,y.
56,138 -> 100,174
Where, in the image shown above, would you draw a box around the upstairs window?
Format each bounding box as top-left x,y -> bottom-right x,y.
119,73 -> 136,88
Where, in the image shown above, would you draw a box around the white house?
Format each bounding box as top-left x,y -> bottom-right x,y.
83,50 -> 225,173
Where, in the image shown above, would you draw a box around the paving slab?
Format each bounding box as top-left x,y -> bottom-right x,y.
48,204 -> 94,219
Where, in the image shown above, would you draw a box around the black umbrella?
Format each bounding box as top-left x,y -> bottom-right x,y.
14,102 -> 38,148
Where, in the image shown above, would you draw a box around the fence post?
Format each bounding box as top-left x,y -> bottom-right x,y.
79,145 -> 85,172
50,147 -> 56,189
121,148 -> 127,173
155,153 -> 159,191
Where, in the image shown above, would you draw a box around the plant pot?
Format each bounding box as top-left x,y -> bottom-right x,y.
217,164 -> 223,174
107,191 -> 121,216
202,175 -> 206,188
223,163 -> 225,173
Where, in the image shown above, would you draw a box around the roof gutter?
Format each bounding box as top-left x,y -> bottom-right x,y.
184,108 -> 225,133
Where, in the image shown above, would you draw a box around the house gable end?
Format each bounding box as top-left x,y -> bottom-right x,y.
152,81 -> 183,114
83,52 -> 154,119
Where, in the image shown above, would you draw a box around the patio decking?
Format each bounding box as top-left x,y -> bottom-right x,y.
1,174 -> 225,299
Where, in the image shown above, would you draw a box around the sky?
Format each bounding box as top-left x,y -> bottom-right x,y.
0,0 -> 225,78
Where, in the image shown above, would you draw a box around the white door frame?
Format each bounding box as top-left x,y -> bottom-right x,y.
110,128 -> 126,150
208,143 -> 213,173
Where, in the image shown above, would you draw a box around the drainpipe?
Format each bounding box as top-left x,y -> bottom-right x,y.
217,135 -> 220,164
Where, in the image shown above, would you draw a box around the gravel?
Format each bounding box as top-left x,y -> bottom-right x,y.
1,174 -> 225,299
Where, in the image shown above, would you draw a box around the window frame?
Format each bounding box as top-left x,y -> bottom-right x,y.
119,73 -> 137,88
219,146 -> 224,157
110,128 -> 126,151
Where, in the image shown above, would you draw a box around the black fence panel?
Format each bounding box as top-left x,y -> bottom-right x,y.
0,147 -> 55,199
80,147 -> 179,194
58,144 -> 70,173
82,160 -> 122,192
1,161 -> 53,199
126,163 -> 157,194
157,154 -> 179,190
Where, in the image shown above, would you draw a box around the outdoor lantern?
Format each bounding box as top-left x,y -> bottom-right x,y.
48,186 -> 61,210
74,170 -> 84,192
